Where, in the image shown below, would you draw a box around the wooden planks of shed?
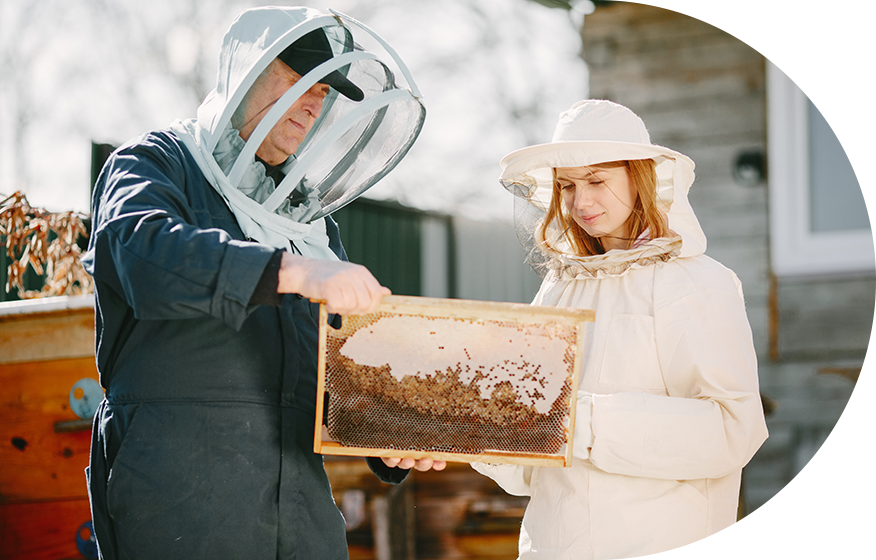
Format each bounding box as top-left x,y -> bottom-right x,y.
1,302 -> 99,560
580,0 -> 771,350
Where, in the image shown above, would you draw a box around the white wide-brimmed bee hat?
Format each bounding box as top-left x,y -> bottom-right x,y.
501,99 -> 706,264
500,99 -> 695,210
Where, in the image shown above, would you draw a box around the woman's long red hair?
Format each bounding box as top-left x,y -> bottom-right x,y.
537,159 -> 668,256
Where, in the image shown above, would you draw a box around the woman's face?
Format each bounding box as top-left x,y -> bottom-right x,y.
557,165 -> 638,252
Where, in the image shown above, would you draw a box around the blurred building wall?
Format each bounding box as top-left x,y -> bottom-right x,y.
580,1 -> 873,513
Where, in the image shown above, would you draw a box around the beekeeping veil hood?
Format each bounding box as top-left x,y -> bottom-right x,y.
170,6 -> 425,258
499,99 -> 706,276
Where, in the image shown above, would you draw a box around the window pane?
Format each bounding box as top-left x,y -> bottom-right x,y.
808,60 -> 876,232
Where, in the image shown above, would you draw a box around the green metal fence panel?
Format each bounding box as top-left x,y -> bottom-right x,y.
332,199 -> 424,297
0,242 -> 12,302
0,235 -> 48,303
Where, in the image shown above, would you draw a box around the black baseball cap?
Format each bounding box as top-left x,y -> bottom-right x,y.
277,28 -> 364,102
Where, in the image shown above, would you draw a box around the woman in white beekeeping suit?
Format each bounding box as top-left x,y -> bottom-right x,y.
473,99 -> 769,560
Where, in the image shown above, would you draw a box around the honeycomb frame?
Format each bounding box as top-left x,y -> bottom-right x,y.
314,295 -> 594,467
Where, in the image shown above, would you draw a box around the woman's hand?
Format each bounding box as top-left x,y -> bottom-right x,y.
381,457 -> 447,472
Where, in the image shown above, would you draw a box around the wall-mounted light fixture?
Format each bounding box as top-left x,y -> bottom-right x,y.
733,150 -> 766,186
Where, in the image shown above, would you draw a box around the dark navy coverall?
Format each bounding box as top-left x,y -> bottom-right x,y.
83,130 -> 404,559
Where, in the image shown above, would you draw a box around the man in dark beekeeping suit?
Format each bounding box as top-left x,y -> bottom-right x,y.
83,6 -> 441,559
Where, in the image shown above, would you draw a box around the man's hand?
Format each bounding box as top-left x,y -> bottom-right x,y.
381,457 -> 447,472
278,252 -> 390,315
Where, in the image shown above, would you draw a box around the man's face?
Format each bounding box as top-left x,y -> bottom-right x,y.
237,59 -> 330,166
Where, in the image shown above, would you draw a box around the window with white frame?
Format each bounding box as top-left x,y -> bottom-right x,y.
767,62 -> 874,277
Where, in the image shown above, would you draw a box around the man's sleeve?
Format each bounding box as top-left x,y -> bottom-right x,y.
365,457 -> 410,485
85,137 -> 277,331
249,249 -> 284,306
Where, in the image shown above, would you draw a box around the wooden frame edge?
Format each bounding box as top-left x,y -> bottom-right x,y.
313,302 -> 329,454
317,441 -> 566,467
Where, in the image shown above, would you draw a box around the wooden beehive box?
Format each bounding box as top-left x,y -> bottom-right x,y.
315,296 -> 594,467
0,294 -> 99,560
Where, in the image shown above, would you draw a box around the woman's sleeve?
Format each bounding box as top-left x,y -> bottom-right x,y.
588,266 -> 768,481
84,137 -> 276,331
470,462 -> 533,497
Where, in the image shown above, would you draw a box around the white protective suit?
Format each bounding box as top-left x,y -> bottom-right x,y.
473,101 -> 769,560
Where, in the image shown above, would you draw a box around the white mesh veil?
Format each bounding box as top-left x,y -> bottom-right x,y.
512,192 -> 556,279
500,100 -> 704,277
264,12 -> 425,221
203,8 -> 425,225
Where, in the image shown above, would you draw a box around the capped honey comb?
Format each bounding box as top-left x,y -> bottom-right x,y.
314,296 -> 593,466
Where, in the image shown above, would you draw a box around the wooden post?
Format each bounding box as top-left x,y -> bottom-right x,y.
371,481 -> 415,560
